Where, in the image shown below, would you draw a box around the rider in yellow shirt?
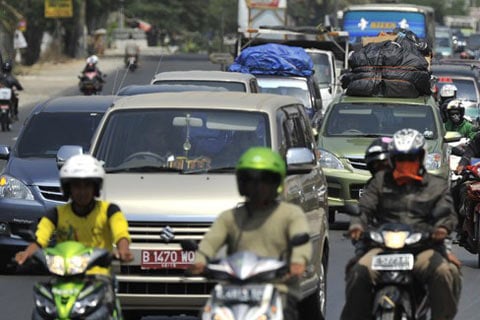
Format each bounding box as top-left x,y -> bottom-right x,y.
15,154 -> 133,274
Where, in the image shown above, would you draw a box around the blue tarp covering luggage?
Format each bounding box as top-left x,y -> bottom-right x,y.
228,43 -> 314,77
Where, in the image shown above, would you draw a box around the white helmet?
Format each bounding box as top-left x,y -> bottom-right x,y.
388,128 -> 426,164
439,84 -> 457,99
86,55 -> 99,65
60,154 -> 105,197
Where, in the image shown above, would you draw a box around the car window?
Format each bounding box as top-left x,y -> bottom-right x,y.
152,80 -> 247,92
95,109 -> 270,172
437,78 -> 478,102
308,53 -> 332,87
324,103 -> 437,138
257,78 -> 312,109
17,112 -> 104,158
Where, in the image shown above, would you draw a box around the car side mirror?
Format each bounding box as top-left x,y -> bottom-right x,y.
444,131 -> 462,143
0,145 -> 10,160
56,145 -> 84,169
286,147 -> 315,174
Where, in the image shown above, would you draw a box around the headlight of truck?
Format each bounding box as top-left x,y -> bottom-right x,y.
318,149 -> 344,169
425,153 -> 442,170
0,174 -> 34,200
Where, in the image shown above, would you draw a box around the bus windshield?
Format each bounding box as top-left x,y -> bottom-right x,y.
343,10 -> 427,45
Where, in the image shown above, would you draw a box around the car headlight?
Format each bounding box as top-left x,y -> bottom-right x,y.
425,153 -> 442,170
0,174 -> 34,200
318,149 -> 344,169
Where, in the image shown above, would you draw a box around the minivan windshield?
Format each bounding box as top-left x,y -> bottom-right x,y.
17,112 -> 104,158
324,103 -> 437,139
95,109 -> 270,173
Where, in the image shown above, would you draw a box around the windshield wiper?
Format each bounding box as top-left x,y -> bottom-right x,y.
106,166 -> 183,173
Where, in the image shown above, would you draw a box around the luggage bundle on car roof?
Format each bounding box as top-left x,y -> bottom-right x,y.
228,43 -> 314,77
340,28 -> 432,98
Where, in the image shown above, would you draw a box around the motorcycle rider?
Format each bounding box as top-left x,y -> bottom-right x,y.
124,33 -> 140,68
15,154 -> 133,272
342,128 -> 462,320
81,55 -> 105,89
365,137 -> 392,178
438,84 -> 458,123
0,60 -> 23,121
444,99 -> 477,139
189,147 -> 312,320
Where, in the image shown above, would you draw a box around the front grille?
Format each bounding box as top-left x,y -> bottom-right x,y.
347,157 -> 367,170
38,185 -> 68,202
119,278 -> 215,295
350,184 -> 366,200
128,222 -> 211,244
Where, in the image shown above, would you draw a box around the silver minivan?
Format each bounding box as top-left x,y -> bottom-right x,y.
65,91 -> 329,318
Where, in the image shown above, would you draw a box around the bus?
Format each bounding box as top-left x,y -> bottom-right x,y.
341,3 -> 435,50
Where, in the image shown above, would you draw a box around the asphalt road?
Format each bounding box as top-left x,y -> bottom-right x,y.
0,53 -> 479,319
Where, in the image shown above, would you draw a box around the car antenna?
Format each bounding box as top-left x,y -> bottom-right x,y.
111,68 -> 121,95
153,52 -> 165,78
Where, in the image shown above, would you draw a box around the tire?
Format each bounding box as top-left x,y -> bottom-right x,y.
475,212 -> 480,268
298,254 -> 327,320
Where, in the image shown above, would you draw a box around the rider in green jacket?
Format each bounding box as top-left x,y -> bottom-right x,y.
444,99 -> 477,140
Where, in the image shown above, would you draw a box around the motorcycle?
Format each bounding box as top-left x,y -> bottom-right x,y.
78,71 -> 104,95
456,160 -> 480,266
26,241 -> 123,319
125,55 -> 137,72
0,85 -> 13,131
358,223 -> 437,320
181,233 -> 310,320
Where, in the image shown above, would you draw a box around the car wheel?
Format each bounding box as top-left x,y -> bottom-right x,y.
298,253 -> 327,320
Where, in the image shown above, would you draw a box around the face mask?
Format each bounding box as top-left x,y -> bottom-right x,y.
449,113 -> 462,124
392,160 -> 423,185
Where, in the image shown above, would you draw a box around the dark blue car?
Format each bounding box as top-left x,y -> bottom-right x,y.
0,95 -> 116,271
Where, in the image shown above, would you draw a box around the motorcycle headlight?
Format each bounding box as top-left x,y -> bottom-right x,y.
382,231 -> 409,249
67,254 -> 90,275
404,232 -> 422,245
0,174 -> 34,200
318,149 -> 344,169
45,255 -> 66,276
425,153 -> 442,170
34,293 -> 57,317
369,231 -> 383,243
70,289 -> 104,317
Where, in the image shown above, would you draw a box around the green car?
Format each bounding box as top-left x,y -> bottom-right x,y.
317,94 -> 462,223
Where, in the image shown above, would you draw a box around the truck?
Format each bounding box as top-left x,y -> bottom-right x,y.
237,0 -> 288,38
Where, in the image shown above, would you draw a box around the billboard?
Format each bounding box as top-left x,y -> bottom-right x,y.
45,0 -> 73,18
343,11 -> 426,44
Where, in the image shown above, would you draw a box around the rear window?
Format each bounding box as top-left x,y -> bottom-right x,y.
17,112 -> 104,158
257,78 -> 312,109
324,103 -> 437,139
437,78 -> 478,102
152,80 -> 246,92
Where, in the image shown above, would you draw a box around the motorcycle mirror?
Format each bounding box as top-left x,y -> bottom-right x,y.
289,233 -> 310,247
431,206 -> 451,219
180,240 -> 198,252
344,204 -> 361,216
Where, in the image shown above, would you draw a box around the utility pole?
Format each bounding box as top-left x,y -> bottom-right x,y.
119,0 -> 125,30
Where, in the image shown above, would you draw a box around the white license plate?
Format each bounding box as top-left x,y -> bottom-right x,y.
0,88 -> 12,100
372,253 -> 414,270
216,285 -> 265,303
141,249 -> 195,269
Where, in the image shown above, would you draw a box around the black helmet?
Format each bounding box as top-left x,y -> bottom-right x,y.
2,60 -> 12,73
365,137 -> 392,174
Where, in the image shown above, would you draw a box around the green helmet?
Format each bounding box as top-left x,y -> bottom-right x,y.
236,147 -> 286,180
